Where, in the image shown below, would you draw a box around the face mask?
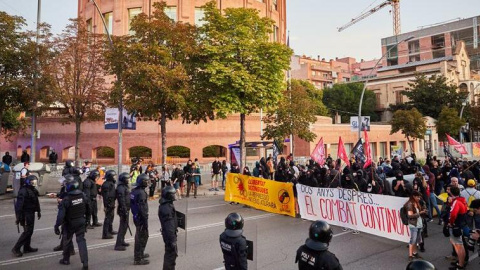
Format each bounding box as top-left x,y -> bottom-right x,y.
31,180 -> 38,187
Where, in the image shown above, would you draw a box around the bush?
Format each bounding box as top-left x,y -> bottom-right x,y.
97,147 -> 114,158
130,146 -> 152,158
167,146 -> 190,158
203,145 -> 226,158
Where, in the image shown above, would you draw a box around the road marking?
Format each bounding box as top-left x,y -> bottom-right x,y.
189,204 -> 228,210
0,214 -> 15,218
0,213 -> 275,266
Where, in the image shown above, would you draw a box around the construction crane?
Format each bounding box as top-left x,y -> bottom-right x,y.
338,0 -> 401,36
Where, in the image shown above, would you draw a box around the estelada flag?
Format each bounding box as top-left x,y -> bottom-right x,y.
337,137 -> 350,167
311,137 -> 325,165
364,130 -> 372,168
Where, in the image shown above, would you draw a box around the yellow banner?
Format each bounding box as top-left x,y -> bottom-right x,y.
224,173 -> 296,217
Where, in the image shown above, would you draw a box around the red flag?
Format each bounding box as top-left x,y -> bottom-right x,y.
363,130 -> 372,168
446,134 -> 460,145
337,137 -> 350,167
310,137 -> 325,165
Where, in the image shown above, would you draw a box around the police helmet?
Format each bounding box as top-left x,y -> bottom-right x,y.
89,170 -> 100,180
161,186 -> 176,201
225,213 -> 244,230
65,175 -> 79,192
136,173 -> 149,188
65,160 -> 74,168
24,175 -> 39,187
309,220 -> 333,244
105,170 -> 117,182
73,167 -> 82,176
118,172 -> 131,185
405,260 -> 436,270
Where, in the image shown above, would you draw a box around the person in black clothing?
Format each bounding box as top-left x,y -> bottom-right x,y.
83,170 -> 102,229
221,160 -> 228,188
20,150 -> 30,163
53,175 -> 75,254
2,151 -> 12,166
159,186 -> 178,270
49,150 -> 58,164
341,173 -> 357,191
115,172 -> 131,251
62,160 -> 75,177
219,213 -> 248,270
354,170 -> 368,192
131,174 -> 150,265
101,170 -> 117,239
12,175 -> 41,257
184,160 -> 194,197
275,157 -> 287,182
259,157 -> 269,178
295,220 -> 342,270
73,167 -> 83,192
54,177 -> 88,270
230,162 -> 240,173
298,170 -> 319,187
392,172 -> 411,197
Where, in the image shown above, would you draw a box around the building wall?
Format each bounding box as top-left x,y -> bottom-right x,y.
78,0 -> 287,43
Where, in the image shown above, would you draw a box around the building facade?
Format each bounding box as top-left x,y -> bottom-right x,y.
381,15 -> 480,73
78,0 -> 287,43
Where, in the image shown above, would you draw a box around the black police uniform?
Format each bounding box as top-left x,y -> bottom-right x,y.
53,184 -> 75,254
115,181 -> 131,249
219,229 -> 248,270
101,179 -> 116,238
83,175 -> 100,226
159,198 -> 178,270
13,185 -> 41,254
295,242 -> 342,270
131,185 -> 149,263
82,176 -> 93,227
55,189 -> 88,267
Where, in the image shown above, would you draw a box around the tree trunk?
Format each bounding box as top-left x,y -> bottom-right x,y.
0,112 -> 3,154
160,113 -> 167,165
75,120 -> 81,167
291,135 -> 295,158
406,136 -> 412,154
240,113 -> 246,171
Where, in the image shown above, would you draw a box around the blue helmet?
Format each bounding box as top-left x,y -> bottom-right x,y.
24,175 -> 38,187
136,174 -> 149,188
64,174 -> 78,192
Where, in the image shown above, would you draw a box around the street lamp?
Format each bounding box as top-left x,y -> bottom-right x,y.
91,0 -> 124,174
357,35 -> 414,140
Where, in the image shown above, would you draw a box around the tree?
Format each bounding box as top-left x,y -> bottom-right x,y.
106,2 -> 201,165
262,79 -> 323,155
297,80 -> 329,116
198,1 -> 292,169
50,19 -> 106,165
436,106 -> 465,142
402,74 -> 467,119
322,83 -> 378,123
390,108 -> 427,153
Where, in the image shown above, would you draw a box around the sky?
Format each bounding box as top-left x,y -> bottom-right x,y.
1,0 -> 479,60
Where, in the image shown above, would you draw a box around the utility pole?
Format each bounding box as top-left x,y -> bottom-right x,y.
31,0 -> 41,163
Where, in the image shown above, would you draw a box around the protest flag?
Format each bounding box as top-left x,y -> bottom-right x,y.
352,139 -> 366,164
364,130 -> 372,168
446,134 -> 468,155
337,137 -> 350,167
310,137 -> 325,165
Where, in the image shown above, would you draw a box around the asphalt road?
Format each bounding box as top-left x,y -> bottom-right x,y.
0,194 -> 479,270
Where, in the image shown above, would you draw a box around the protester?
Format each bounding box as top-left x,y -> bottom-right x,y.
405,191 -> 427,261
460,179 -> 480,230
211,157 -> 221,192
447,186 -> 468,270
2,151 -> 13,166
20,150 -> 30,163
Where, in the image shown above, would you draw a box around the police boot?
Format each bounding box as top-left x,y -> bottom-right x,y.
110,230 -> 118,235
24,247 -> 38,253
59,259 -> 70,265
11,248 -> 23,257
134,259 -> 149,265
92,222 -> 102,227
142,253 -> 149,259
114,245 -> 126,251
102,234 -> 114,239
122,242 -> 130,247
53,244 -> 62,252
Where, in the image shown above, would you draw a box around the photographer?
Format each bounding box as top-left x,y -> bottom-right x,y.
466,199 -> 480,255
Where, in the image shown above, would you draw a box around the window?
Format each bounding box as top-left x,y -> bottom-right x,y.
164,6 -> 177,22
311,71 -> 316,76
380,142 -> 387,158
431,34 -> 445,48
86,18 -> 92,33
128,8 -> 142,35
432,49 -> 446,58
272,0 -> 278,10
395,90 -> 403,104
194,8 -> 206,27
273,25 -> 279,42
102,12 -> 113,34
409,55 -> 420,62
375,93 -> 381,107
408,40 -> 420,54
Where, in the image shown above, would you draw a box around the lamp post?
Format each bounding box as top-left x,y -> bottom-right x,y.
357,35 -> 414,140
91,0 -> 123,174
459,84 -> 480,143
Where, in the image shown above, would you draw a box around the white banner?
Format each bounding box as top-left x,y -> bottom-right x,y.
296,184 -> 410,243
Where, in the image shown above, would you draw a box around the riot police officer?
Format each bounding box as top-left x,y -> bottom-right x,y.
219,213 -> 247,270
159,186 -> 178,270
115,172 -> 131,251
83,170 -> 102,228
73,167 -> 83,192
53,175 -> 75,254
405,260 -> 436,270
295,220 -> 342,270
62,160 -> 75,176
102,170 -> 117,239
12,175 -> 41,257
54,177 -> 88,269
131,174 -> 150,265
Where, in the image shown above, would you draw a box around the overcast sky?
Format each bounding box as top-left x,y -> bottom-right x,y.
1,0 -> 479,61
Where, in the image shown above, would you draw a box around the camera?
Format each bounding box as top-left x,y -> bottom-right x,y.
466,229 -> 480,252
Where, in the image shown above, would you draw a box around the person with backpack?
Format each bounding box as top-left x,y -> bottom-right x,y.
447,186 -> 468,270
460,179 -> 480,231
404,191 -> 427,261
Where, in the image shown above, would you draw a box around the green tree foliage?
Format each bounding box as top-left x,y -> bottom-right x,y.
322,83 -> 378,123
203,145 -> 226,158
402,74 -> 467,119
296,80 -> 329,116
198,1 -> 292,168
96,147 -> 115,158
167,146 -> 190,158
436,106 -> 465,141
129,146 -> 152,158
390,108 -> 427,152
106,2 -> 201,165
262,79 -> 321,155
50,19 -> 106,165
